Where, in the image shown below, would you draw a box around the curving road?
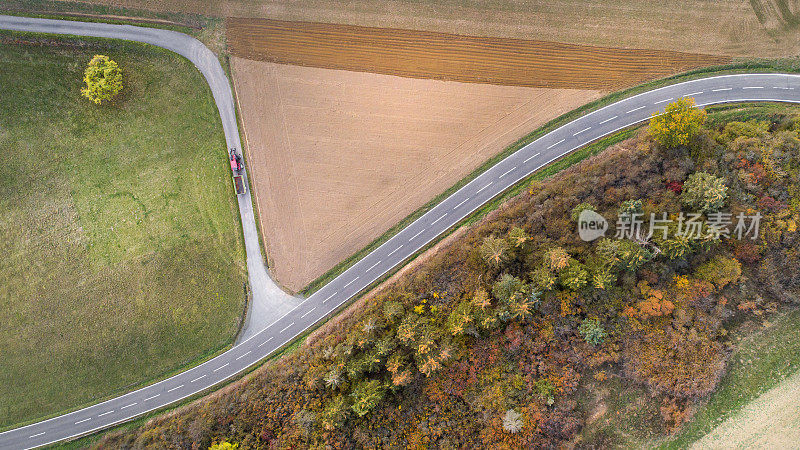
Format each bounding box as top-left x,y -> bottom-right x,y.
2,15 -> 800,449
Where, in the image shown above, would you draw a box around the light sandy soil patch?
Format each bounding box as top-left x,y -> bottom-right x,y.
57,0 -> 794,57
691,368 -> 800,449
231,58 -> 601,291
226,19 -> 728,91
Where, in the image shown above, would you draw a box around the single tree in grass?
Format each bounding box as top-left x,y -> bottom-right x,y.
649,98 -> 706,148
81,55 -> 123,105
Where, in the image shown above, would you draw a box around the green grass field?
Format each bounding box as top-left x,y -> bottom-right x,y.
0,37 -> 246,429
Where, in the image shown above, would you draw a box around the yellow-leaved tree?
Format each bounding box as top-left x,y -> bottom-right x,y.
81,55 -> 123,105
648,97 -> 706,148
208,442 -> 239,450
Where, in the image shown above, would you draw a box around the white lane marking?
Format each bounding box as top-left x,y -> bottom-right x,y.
235,351 -> 251,361
712,87 -> 732,92
431,213 -> 448,225
742,86 -> 763,89
190,375 -> 207,383
167,385 -> 184,393
573,126 -> 591,136
408,229 -> 424,242
546,138 -> 565,149
120,402 -> 137,410
75,418 -> 91,425
654,97 -> 673,104
775,86 -> 791,89
29,432 -> 45,438
626,106 -> 645,114
144,394 -> 160,401
213,363 -> 229,372
300,307 -> 316,319
98,410 -> 114,417
598,115 -> 618,125
498,167 -> 516,178
387,245 -> 403,257
279,322 -> 295,334
322,292 -> 336,304
453,198 -> 470,209
523,152 -> 541,163
476,182 -> 493,193
684,91 -> 703,97
343,277 -> 359,288
365,261 -> 381,272
258,336 -> 274,347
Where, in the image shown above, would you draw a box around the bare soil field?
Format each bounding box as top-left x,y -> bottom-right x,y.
691,368 -> 800,449
231,58 -> 601,291
225,19 -> 729,91
55,0 -> 797,57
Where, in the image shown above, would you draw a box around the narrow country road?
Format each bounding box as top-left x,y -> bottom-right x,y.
2,15 -> 800,449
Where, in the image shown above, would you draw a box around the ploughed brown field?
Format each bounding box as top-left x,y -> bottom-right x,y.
51,0 -> 798,57
226,18 -> 730,91
231,58 -> 602,291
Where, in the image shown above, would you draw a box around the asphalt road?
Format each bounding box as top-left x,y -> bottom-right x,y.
3,14 -> 800,449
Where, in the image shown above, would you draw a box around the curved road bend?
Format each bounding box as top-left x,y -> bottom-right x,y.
3,15 -> 800,450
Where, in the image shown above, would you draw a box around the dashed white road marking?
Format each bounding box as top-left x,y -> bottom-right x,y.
366,260 -> 381,272
453,198 -> 470,209
29,432 -> 45,439
654,98 -> 673,104
279,322 -> 295,334
573,126 -> 591,135
144,394 -> 160,401
343,277 -> 359,288
75,418 -> 91,425
190,375 -> 207,383
431,213 -> 448,225
213,363 -> 229,372
476,182 -> 493,193
684,91 -> 703,97
408,230 -> 424,242
235,351 -> 251,361
98,410 -> 114,417
626,106 -> 645,114
120,402 -> 137,410
598,115 -> 618,125
258,336 -> 274,347
167,385 -> 184,393
300,307 -> 316,319
742,86 -> 763,89
523,152 -> 541,163
546,138 -> 565,149
498,167 -> 516,178
387,245 -> 403,257
712,87 -> 732,92
322,292 -> 336,304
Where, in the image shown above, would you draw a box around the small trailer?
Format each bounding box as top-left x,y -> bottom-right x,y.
230,148 -> 246,195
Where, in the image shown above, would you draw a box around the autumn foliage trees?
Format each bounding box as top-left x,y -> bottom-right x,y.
96,101 -> 800,448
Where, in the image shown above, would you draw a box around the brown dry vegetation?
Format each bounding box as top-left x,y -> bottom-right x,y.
55,0 -> 800,57
226,18 -> 729,91
231,58 -> 601,291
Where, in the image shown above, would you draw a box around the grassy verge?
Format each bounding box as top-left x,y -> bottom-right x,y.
660,309 -> 800,449
299,58 -> 800,296
0,37 -> 245,429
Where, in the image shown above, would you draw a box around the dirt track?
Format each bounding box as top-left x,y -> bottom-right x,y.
691,369 -> 800,449
227,18 -> 730,91
231,58 -> 601,290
